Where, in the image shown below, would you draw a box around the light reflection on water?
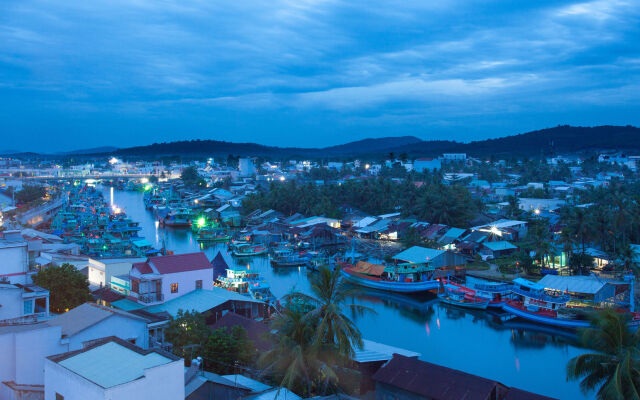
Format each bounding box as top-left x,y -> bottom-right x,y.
105,187 -> 593,400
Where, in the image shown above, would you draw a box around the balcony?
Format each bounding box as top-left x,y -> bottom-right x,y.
138,293 -> 164,304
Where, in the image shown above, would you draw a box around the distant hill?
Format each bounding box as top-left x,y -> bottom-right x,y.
61,146 -> 120,155
4,125 -> 640,159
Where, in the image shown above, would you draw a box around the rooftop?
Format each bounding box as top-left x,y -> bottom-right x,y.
47,303 -> 148,337
392,246 -> 444,264
48,337 -> 178,388
134,252 -> 212,275
145,288 -> 261,317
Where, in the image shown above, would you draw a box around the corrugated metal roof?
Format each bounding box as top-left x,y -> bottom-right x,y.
483,241 -> 517,251
353,339 -> 421,363
58,341 -> 173,388
538,275 -> 608,294
145,288 -> 262,317
47,303 -> 147,337
392,246 -> 444,263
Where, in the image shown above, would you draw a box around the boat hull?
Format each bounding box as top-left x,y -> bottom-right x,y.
340,269 -> 439,293
270,260 -> 307,267
502,303 -> 590,329
439,295 -> 490,310
232,250 -> 268,257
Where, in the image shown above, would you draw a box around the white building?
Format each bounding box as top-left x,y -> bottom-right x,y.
129,252 -> 213,305
238,158 -> 256,177
440,153 -> 466,162
0,231 -> 29,284
518,198 -> 566,212
87,257 -> 145,289
0,303 -> 152,400
44,337 -> 184,400
0,282 -> 49,323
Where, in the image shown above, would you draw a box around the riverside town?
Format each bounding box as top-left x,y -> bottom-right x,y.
3,1 -> 640,400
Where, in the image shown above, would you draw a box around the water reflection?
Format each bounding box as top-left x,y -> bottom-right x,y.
104,187 -> 593,400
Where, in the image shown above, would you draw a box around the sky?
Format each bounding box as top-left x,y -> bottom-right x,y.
1,0 -> 639,153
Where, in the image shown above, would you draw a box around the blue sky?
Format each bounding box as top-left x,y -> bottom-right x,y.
1,0 -> 639,152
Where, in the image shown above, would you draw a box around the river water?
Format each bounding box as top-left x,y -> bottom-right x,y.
107,187 -> 591,400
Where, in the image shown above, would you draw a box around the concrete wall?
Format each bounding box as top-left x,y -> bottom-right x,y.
0,286 -> 23,320
161,269 -> 212,302
44,359 -> 104,400
0,244 -> 29,284
68,315 -> 148,351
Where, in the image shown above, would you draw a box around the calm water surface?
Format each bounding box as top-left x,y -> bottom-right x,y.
107,187 -> 591,400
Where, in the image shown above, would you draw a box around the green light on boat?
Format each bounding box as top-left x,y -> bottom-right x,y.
144,184 -> 153,191
197,217 -> 206,228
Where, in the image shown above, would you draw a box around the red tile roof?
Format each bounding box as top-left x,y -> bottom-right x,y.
148,252 -> 211,274
132,262 -> 153,274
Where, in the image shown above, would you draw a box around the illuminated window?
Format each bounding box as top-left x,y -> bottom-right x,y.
171,283 -> 178,293
196,280 -> 202,289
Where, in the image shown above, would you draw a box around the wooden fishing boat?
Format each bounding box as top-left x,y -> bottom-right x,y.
340,261 -> 440,293
438,284 -> 490,310
196,228 -> 231,242
231,244 -> 268,257
270,249 -> 308,267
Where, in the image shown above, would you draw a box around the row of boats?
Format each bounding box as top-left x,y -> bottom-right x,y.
338,262 -> 640,329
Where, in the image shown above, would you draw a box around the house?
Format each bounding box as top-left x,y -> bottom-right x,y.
143,287 -> 268,324
537,275 -> 635,309
518,198 -> 566,213
353,339 -> 420,394
0,230 -> 29,284
185,368 -> 251,400
0,282 -> 49,323
44,336 -> 184,400
372,354 -> 556,400
0,304 -> 155,400
480,241 -> 518,259
129,252 -> 213,305
87,257 -> 146,289
470,219 -> 528,241
373,354 -> 509,400
392,246 -> 467,269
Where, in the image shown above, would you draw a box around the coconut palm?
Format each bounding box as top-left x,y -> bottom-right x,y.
567,309 -> 640,400
290,266 -> 374,357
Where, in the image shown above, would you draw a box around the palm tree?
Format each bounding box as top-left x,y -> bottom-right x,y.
567,309 -> 640,399
616,242 -> 640,276
291,266 -> 373,357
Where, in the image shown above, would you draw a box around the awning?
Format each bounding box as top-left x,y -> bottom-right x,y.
352,261 -> 385,276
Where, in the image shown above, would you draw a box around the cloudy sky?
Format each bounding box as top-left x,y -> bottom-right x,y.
1,0 -> 639,152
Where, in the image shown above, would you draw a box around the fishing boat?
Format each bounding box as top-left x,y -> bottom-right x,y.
502,278 -> 640,329
160,207 -> 192,227
214,269 -> 277,304
438,284 -> 490,310
340,260 -> 440,293
270,249 -> 308,267
231,243 -> 268,257
471,282 -> 514,308
196,228 -> 231,242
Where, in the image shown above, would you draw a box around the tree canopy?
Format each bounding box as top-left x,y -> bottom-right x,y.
32,263 -> 91,313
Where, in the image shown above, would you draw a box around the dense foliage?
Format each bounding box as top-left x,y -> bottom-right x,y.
164,310 -> 254,372
259,267 -> 371,396
15,185 -> 47,204
567,309 -> 640,399
32,263 -> 91,313
180,166 -> 206,188
243,178 -> 481,227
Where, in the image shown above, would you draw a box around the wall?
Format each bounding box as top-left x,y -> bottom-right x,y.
0,324 -> 66,397
44,360 -> 104,400
161,269 -> 212,302
0,286 -> 23,320
68,315 -> 148,351
0,244 -> 29,284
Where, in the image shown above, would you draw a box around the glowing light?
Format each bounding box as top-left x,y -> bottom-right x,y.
425,322 -> 430,336
197,217 -> 206,228
365,164 -> 370,169
490,226 -> 502,236
534,208 -> 540,215
279,176 -> 285,181
194,199 -> 199,204
113,207 -> 122,214
109,157 -> 119,165
140,177 -> 149,184
436,318 -> 440,329
144,184 -> 153,191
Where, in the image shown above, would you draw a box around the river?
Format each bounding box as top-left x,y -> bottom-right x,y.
106,187 -> 591,400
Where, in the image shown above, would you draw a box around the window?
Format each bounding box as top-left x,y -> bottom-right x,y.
170,283 -> 178,293
23,300 -> 33,315
56,394 -> 64,400
195,280 -> 202,289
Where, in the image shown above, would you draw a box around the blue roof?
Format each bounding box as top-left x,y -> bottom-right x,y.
145,288 -> 262,317
111,298 -> 145,311
392,246 -> 444,263
483,241 -> 517,251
